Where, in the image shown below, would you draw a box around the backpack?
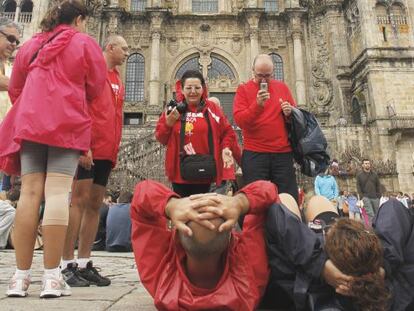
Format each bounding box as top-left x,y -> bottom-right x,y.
288,108 -> 330,177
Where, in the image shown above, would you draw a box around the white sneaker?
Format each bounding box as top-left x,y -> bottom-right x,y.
6,274 -> 31,297
40,274 -> 71,298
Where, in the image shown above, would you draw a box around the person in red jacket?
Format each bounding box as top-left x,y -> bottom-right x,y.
233,54 -> 299,202
155,70 -> 237,197
1,1 -> 107,298
61,35 -> 129,287
130,179 -> 278,311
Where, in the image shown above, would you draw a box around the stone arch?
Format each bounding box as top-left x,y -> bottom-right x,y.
167,47 -> 240,86
21,0 -> 33,12
3,0 -> 16,12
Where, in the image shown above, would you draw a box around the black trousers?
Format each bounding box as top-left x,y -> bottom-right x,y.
242,150 -> 298,202
172,183 -> 211,197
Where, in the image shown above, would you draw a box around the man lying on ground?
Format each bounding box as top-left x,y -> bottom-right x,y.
130,179 -> 278,311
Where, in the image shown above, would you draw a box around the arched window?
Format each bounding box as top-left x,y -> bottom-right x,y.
192,0 -> 218,13
21,0 -> 33,12
390,3 -> 407,25
269,53 -> 284,81
4,0 -> 16,12
130,0 -> 146,12
207,56 -> 235,80
125,53 -> 145,102
351,98 -> 362,124
264,0 -> 278,13
175,57 -> 201,80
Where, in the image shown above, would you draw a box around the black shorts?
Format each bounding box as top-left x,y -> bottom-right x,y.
75,160 -> 112,187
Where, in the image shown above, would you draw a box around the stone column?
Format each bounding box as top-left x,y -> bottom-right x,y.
250,30 -> 259,66
179,0 -> 191,13
14,1 -> 21,23
292,31 -> 306,106
245,10 -> 262,68
149,31 -> 161,106
287,10 -> 306,106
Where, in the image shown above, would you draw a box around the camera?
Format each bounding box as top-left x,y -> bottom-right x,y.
166,99 -> 187,115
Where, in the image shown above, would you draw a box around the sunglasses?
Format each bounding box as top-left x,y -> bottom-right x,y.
0,30 -> 20,46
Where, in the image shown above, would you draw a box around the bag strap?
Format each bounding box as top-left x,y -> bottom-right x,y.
180,109 -> 214,157
29,30 -> 65,64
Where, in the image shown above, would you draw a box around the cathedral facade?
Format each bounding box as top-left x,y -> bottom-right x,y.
2,0 -> 414,192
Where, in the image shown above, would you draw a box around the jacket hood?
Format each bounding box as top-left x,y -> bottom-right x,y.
31,25 -> 78,67
175,79 -> 208,103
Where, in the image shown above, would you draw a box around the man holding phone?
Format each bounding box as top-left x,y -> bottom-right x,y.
233,54 -> 298,202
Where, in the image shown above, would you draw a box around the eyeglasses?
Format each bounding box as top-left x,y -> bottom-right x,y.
0,30 -> 20,46
183,86 -> 202,92
254,72 -> 273,79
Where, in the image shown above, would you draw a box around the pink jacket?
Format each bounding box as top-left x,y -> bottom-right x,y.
0,25 -> 106,175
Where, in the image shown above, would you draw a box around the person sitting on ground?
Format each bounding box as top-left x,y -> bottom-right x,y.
0,188 -> 19,248
106,190 -> 133,252
130,179 -> 278,311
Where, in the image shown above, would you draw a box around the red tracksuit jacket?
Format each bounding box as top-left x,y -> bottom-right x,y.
130,180 -> 279,311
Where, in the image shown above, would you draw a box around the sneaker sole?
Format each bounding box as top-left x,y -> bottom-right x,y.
40,289 -> 71,298
6,290 -> 27,297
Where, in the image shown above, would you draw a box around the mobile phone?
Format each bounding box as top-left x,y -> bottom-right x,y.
260,82 -> 268,92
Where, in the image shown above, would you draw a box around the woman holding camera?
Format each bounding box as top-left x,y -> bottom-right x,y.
156,70 -> 236,197
0,0 -> 106,298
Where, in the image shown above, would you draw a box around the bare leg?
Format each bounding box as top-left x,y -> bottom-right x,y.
14,173 -> 45,270
62,179 -> 93,260
77,184 -> 106,259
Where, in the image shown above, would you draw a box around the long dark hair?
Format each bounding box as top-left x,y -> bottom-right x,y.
40,0 -> 88,32
325,218 -> 390,311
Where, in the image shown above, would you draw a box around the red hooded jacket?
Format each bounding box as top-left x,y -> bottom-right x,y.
155,82 -> 237,184
89,68 -> 124,167
0,25 -> 106,175
130,179 -> 279,311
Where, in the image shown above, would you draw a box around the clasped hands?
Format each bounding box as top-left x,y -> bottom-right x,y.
165,192 -> 248,237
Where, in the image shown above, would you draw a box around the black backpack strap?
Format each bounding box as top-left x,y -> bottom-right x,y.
179,112 -> 187,157
204,109 -> 214,156
29,30 -> 65,64
179,109 -> 214,157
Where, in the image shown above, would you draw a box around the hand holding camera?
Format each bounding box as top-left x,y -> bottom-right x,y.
166,99 -> 187,127
256,80 -> 269,107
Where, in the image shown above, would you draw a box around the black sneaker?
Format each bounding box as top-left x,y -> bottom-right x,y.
78,261 -> 111,286
62,262 -> 90,287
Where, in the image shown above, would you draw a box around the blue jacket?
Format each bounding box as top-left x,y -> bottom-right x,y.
314,174 -> 339,200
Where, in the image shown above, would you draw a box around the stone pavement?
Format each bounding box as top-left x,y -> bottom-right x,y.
0,250 -> 157,311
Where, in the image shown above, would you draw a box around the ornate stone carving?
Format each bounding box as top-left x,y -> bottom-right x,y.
309,16 -> 333,113
231,36 -> 242,55
167,36 -> 179,55
345,1 -> 360,37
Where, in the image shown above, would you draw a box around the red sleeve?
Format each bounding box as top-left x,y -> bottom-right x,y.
239,180 -> 279,216
155,112 -> 174,145
8,47 -> 27,104
283,83 -> 297,107
84,37 -> 107,102
214,106 -> 235,149
130,180 -> 178,296
233,83 -> 264,129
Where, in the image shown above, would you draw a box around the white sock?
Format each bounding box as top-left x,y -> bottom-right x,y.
77,258 -> 90,269
14,268 -> 30,278
44,267 -> 61,279
61,259 -> 76,269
